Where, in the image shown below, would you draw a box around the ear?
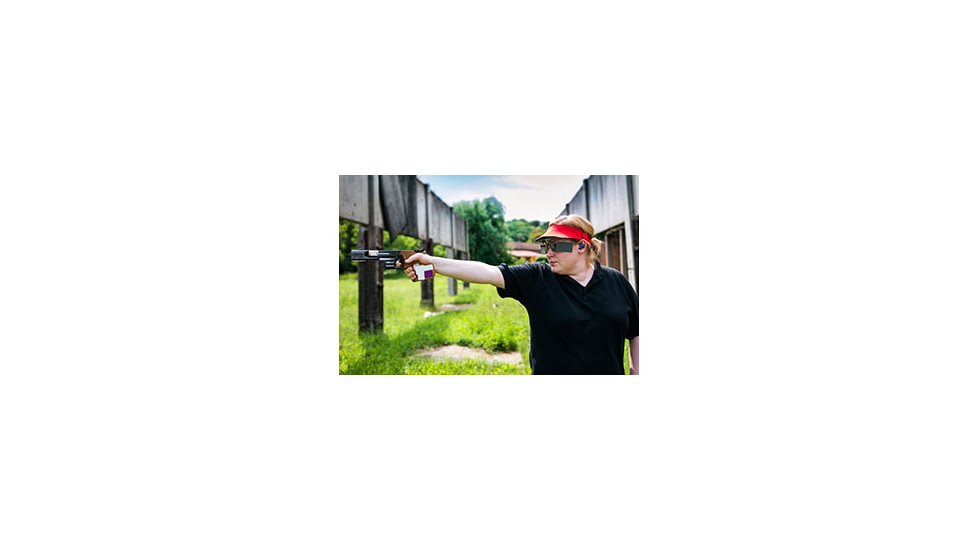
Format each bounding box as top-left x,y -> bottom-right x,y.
578,240 -> 586,250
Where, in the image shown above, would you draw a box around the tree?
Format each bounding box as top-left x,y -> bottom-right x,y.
385,231 -> 420,251
453,197 -> 514,265
339,219 -> 359,273
506,218 -> 535,242
507,218 -> 549,243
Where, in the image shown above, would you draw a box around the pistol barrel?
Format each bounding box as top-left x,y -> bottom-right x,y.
350,249 -> 423,270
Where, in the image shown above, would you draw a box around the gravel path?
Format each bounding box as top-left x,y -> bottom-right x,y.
412,344 -> 523,365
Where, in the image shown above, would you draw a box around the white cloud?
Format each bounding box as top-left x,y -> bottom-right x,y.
493,175 -> 589,221
423,175 -> 589,222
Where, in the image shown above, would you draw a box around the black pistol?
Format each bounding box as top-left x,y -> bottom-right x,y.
351,249 -> 434,280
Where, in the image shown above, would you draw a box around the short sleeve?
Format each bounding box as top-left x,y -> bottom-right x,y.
496,265 -> 518,299
496,262 -> 546,304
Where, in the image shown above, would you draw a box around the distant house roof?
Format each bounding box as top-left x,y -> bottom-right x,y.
510,249 -> 544,259
507,242 -> 544,259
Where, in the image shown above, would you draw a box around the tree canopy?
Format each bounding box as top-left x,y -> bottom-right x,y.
452,197 -> 514,265
506,218 -> 547,242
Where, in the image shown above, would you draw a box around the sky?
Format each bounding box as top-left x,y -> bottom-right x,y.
417,175 -> 590,223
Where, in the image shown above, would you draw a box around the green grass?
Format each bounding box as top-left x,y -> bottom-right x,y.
339,271 -> 533,375
338,269 -> 633,375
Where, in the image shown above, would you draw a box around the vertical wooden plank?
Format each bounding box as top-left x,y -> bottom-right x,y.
420,237 -> 434,307
358,176 -> 384,333
447,212 -> 457,296
604,228 -> 623,272
420,184 -> 432,307
623,175 -> 638,292
357,224 -> 384,332
584,176 -> 591,220
446,247 -> 457,296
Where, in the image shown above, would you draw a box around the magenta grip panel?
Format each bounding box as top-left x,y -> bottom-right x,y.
415,264 -> 434,281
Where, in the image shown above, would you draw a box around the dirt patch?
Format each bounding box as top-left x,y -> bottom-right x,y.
423,303 -> 473,318
437,303 -> 472,311
412,344 -> 523,365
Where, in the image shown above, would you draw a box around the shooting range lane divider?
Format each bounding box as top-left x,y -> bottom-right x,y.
340,175 -> 471,333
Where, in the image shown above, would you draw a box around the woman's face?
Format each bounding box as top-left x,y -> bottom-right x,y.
542,239 -> 584,274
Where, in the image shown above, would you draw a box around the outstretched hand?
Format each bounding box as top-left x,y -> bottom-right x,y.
396,252 -> 432,282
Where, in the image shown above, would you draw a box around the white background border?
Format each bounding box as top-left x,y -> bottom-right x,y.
3,1 -> 976,548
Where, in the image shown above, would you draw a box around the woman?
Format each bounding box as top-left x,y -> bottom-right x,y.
398,214 -> 639,375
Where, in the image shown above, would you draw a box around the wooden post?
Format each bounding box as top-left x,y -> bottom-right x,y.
584,176 -> 591,220
446,247 -> 457,296
623,175 -> 638,293
420,185 -> 434,308
358,176 -> 384,333
447,211 -> 457,296
460,217 -> 470,290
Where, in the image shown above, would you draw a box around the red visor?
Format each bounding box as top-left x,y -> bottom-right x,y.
534,224 -> 592,243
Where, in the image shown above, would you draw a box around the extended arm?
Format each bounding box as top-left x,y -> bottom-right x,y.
629,336 -> 639,375
399,253 -> 505,288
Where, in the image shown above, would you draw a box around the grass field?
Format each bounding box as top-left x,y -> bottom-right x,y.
339,271 -> 533,374
339,270 -> 632,375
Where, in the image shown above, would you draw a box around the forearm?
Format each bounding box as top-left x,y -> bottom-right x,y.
425,256 -> 504,287
628,336 -> 639,375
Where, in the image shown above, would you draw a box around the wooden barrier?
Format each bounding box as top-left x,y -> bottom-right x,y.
558,175 -> 639,293
339,175 -> 469,333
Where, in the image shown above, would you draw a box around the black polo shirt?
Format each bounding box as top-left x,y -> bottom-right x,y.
496,261 -> 639,375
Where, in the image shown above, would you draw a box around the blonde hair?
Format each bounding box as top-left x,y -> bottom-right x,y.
551,214 -> 603,267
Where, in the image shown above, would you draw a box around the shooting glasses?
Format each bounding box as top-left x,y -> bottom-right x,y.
539,240 -> 576,254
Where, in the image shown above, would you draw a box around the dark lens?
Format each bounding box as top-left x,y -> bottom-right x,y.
553,241 -> 574,253
539,245 -> 549,254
